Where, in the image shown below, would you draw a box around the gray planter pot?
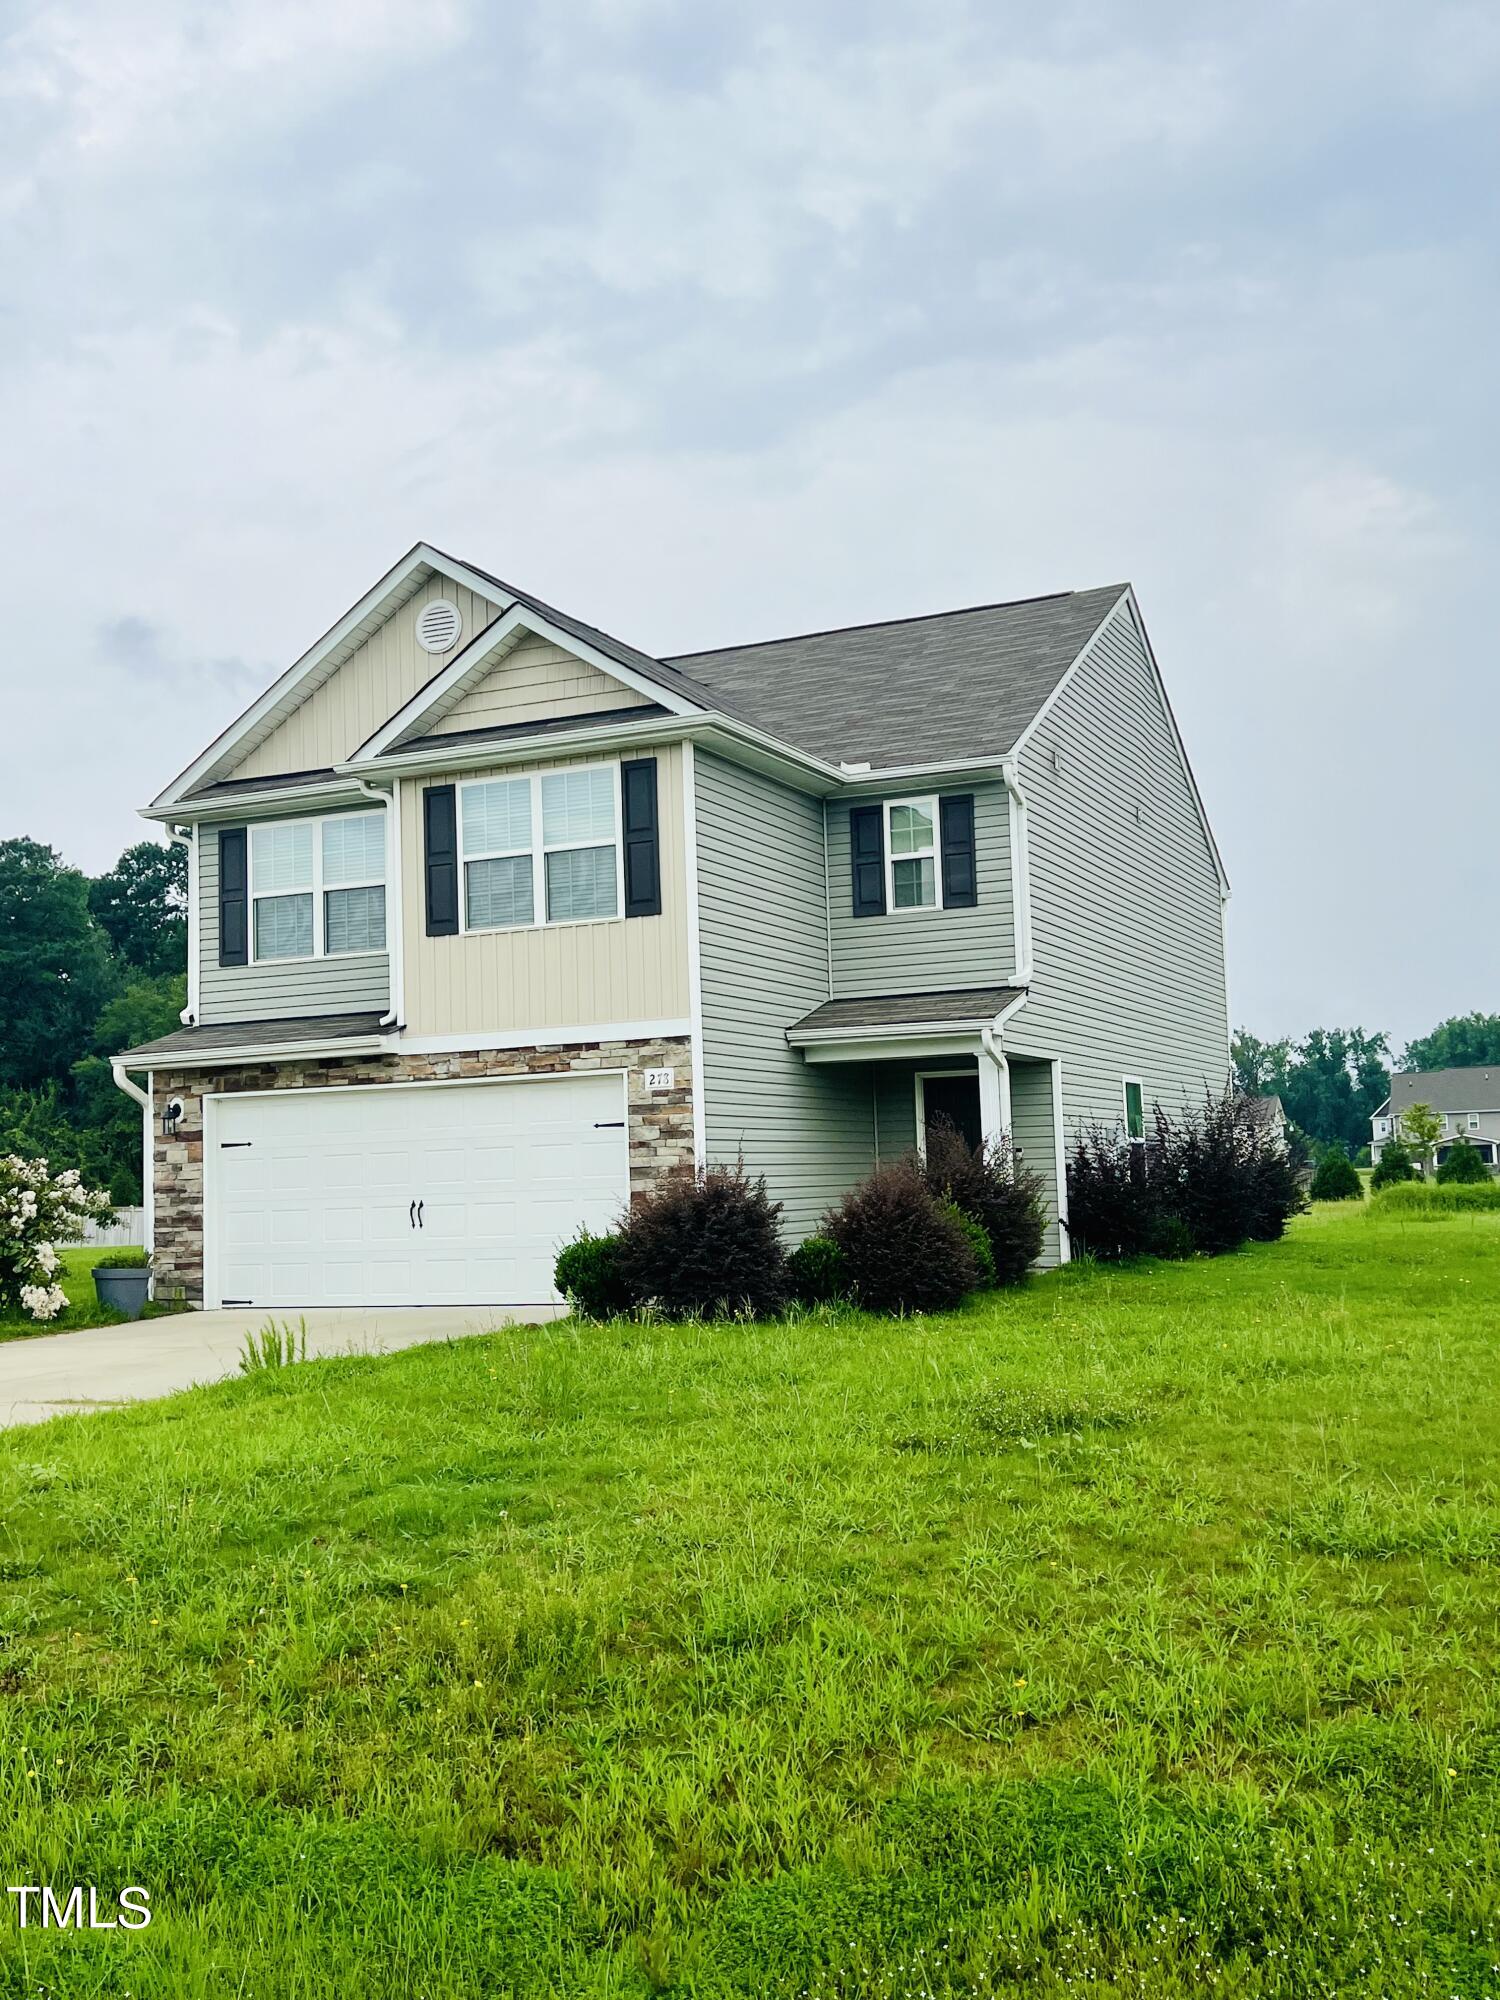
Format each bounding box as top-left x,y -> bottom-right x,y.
94,1267 -> 151,1320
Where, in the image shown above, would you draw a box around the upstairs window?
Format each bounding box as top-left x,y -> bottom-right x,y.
460,764 -> 621,933
249,811 -> 386,962
885,795 -> 940,910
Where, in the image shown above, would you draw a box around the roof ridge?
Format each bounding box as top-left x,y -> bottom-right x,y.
667,584 -> 1127,663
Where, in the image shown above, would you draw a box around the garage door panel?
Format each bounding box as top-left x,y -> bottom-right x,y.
209,1076 -> 630,1309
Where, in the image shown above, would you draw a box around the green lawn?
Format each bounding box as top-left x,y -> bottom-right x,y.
0,1245 -> 183,1343
1,1203 -> 1497,1995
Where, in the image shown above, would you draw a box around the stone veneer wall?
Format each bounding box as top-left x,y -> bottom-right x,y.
152,1035 -> 694,1305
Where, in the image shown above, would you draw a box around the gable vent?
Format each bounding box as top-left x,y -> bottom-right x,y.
415,599 -> 463,654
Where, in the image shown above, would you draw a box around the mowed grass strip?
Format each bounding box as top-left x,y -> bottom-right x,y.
1,1204 -> 1498,1995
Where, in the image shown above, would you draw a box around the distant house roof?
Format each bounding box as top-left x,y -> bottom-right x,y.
667,586 -> 1128,769
1389,1067 -> 1500,1114
1243,1093 -> 1286,1127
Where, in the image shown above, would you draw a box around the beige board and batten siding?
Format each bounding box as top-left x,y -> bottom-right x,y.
426,636 -> 653,736
198,817 -> 390,1024
1014,599 -> 1228,1133
695,752 -> 875,1241
230,579 -> 500,780
827,781 -> 1014,1000
399,744 -> 691,1038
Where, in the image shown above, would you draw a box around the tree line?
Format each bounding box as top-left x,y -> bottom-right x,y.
0,837 -> 187,1202
1232,1015 -> 1500,1156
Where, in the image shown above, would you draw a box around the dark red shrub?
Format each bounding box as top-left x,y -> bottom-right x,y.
614,1160 -> 787,1318
824,1159 -> 979,1315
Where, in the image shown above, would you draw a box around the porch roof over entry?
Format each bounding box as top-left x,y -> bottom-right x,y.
786,986 -> 1024,1044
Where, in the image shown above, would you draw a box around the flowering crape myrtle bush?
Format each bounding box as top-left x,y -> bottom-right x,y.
0,1155 -> 111,1320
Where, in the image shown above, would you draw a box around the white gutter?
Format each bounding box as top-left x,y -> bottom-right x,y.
110,1064 -> 154,1256
354,776 -> 404,1029
1000,759 -> 1034,985
168,826 -> 198,1024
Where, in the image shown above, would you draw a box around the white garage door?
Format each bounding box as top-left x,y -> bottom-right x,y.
207,1075 -> 629,1309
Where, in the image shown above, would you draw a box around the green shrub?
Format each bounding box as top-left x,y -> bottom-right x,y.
91,1247 -> 148,1269
940,1199 -> 996,1289
553,1229 -> 632,1319
786,1235 -> 848,1305
1437,1138 -> 1491,1184
1375,1178 -> 1500,1213
921,1122 -> 1045,1284
825,1160 -> 978,1315
1370,1139 -> 1416,1190
1309,1145 -> 1363,1202
615,1162 -> 787,1319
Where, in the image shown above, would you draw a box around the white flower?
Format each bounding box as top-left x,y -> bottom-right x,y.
19,1283 -> 66,1322
35,1243 -> 58,1275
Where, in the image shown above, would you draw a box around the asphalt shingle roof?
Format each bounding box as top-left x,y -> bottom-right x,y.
117,1012 -> 387,1067
1389,1068 -> 1500,1114
787,987 -> 1024,1037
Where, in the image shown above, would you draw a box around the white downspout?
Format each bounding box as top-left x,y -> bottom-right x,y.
355,777 -> 404,1029
111,1063 -> 153,1255
979,990 -> 1029,1144
169,827 -> 197,1024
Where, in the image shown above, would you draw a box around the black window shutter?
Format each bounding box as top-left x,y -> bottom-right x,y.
849,803 -> 886,917
621,758 -> 662,918
423,784 -> 459,936
940,794 -> 978,908
218,827 -> 248,966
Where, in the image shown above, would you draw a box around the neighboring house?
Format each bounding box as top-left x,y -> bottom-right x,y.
113,543 -> 1231,1310
1373,1068 -> 1500,1170
1243,1093 -> 1288,1147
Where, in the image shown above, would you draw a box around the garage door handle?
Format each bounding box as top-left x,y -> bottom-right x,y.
409,1199 -> 416,1228
221,1141 -> 253,1149
416,1200 -> 424,1228
594,1120 -> 625,1128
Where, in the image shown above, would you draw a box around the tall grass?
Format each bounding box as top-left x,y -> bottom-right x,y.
0,1202 -> 1496,1993
1373,1177 -> 1500,1213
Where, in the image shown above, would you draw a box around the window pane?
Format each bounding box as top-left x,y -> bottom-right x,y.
251,821 -> 313,892
892,856 -> 935,909
542,768 -> 615,847
462,779 -> 531,856
325,885 -> 386,953
888,802 -> 934,856
1125,1081 -> 1145,1140
254,892 -> 313,959
545,844 -> 618,921
465,855 -> 534,929
322,812 -> 385,886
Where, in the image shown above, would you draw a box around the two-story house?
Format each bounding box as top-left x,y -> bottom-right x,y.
112,544 -> 1231,1310
1373,1068 -> 1500,1171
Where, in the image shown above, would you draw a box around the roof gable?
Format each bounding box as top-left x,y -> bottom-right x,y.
151,545 -> 510,811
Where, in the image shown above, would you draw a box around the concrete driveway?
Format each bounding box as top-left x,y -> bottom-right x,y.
0,1303 -> 565,1429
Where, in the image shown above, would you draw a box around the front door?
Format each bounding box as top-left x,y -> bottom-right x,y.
921,1072 -> 983,1155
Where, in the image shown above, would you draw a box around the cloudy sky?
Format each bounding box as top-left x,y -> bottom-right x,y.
1,0 -> 1494,1051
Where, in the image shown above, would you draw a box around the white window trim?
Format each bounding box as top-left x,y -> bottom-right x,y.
883,794 -> 943,913
248,810 -> 388,965
1122,1075 -> 1146,1144
457,758 -> 626,937
1468,1112 -> 1481,1131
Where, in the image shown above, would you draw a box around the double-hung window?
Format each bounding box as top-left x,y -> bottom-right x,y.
885,795 -> 941,910
460,764 -> 621,932
249,811 -> 386,961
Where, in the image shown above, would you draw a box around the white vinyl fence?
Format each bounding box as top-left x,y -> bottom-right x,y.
60,1206 -> 146,1248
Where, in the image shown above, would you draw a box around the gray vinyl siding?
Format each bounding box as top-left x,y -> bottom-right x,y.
695,752 -> 874,1240
1009,1059 -> 1062,1266
827,782 -> 1014,998
198,819 -> 391,1024
1014,600 -> 1228,1145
